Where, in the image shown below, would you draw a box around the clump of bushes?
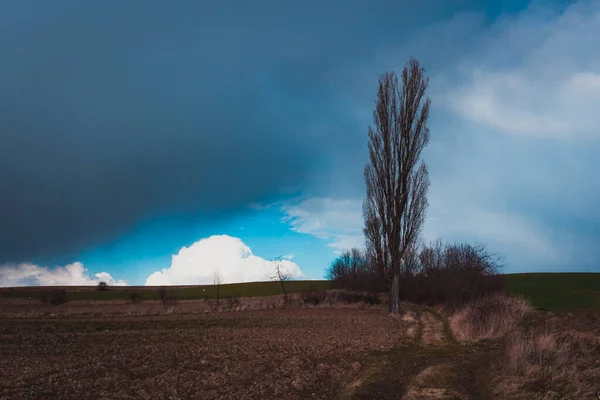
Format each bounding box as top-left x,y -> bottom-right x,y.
409,240 -> 505,308
326,248 -> 386,294
326,240 -> 504,309
96,281 -> 109,291
301,290 -> 324,306
449,293 -> 532,341
300,284 -> 328,306
300,288 -> 381,306
332,291 -> 381,305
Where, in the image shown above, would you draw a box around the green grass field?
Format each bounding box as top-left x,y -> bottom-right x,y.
2,273 -> 599,311
0,280 -> 332,302
504,273 -> 600,311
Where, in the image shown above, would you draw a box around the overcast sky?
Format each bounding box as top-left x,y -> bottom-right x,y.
1,0 -> 598,286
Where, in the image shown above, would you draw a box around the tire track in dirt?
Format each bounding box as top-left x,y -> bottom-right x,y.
418,310 -> 448,346
401,309 -> 419,341
403,309 -> 463,399
403,363 -> 465,400
344,306 -> 494,400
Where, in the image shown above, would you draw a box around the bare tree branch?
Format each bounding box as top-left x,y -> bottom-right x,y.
213,270 -> 222,310
270,256 -> 291,305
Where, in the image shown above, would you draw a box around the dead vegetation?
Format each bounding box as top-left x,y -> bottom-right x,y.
327,240 -> 505,312
498,316 -> 600,399
340,296 -> 600,399
448,293 -> 600,399
449,293 -> 533,342
343,303 -> 493,399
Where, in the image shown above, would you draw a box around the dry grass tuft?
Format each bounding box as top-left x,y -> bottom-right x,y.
400,310 -> 418,323
449,293 -> 533,342
500,328 -> 600,399
449,294 -> 600,398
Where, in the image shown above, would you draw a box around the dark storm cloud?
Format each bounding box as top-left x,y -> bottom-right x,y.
1,0 -> 481,263
1,0 -> 547,263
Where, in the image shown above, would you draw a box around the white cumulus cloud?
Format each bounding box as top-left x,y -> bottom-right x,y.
0,262 -> 128,287
145,235 -> 303,286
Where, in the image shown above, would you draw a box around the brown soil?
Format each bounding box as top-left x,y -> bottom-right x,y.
344,305 -> 503,400
0,306 -> 406,400
1,300 -> 598,399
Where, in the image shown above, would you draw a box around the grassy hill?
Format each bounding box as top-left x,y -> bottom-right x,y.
2,273 -> 599,311
0,280 -> 332,302
504,272 -> 600,311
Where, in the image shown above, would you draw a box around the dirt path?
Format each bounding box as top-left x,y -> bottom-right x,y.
418,310 -> 448,346
342,306 -> 498,400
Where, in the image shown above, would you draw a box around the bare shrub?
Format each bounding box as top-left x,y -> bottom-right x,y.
270,257 -> 291,305
301,289 -> 325,306
158,286 -> 167,302
157,286 -> 177,311
96,281 -> 109,291
338,291 -> 380,305
324,290 -> 381,306
403,241 -> 505,307
501,329 -> 600,398
214,271 -> 222,307
127,290 -> 142,303
328,241 -> 504,309
449,293 -> 533,342
298,288 -> 382,307
325,248 -> 386,294
162,296 -> 178,311
301,291 -> 325,306
226,296 -> 239,311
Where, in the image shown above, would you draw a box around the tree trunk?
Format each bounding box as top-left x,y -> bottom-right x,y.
389,272 -> 400,314
281,282 -> 288,305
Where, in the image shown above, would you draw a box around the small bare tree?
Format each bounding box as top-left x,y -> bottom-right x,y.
270,256 -> 291,305
213,270 -> 222,310
158,285 -> 167,303
158,285 -> 177,312
363,58 -> 431,314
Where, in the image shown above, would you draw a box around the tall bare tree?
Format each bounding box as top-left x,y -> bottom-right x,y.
363,58 -> 431,314
213,270 -> 222,309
